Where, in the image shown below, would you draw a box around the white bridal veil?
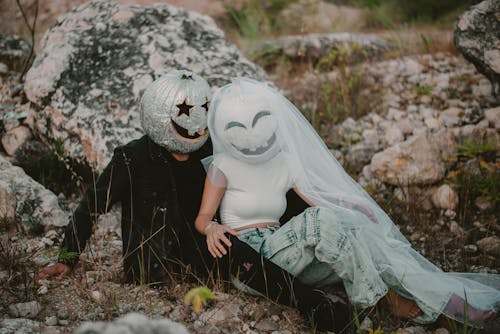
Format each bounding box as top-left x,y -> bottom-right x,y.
207,77 -> 500,323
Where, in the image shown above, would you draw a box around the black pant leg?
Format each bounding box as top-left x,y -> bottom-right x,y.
224,235 -> 355,332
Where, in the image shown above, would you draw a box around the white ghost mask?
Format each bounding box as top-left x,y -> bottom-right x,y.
213,93 -> 280,164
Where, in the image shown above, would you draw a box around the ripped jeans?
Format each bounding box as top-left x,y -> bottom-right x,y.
238,207 -> 389,310
238,207 -> 495,324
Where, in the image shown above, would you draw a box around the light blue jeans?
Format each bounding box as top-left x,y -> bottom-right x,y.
238,207 -> 388,309
238,207 -> 498,324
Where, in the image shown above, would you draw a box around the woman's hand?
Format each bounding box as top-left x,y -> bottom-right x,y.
205,223 -> 239,258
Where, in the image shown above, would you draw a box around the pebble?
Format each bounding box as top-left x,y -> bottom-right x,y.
444,209 -> 456,219
359,316 -> 373,332
37,285 -> 49,295
254,319 -> 279,332
464,244 -> 478,253
449,221 -> 464,236
90,290 -> 103,302
477,236 -> 500,257
0,62 -> 8,74
45,316 -> 58,326
8,301 -> 41,318
57,309 -> 69,320
58,319 -> 69,326
434,328 -> 449,334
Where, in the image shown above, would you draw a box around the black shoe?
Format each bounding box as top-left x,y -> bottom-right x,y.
302,289 -> 362,333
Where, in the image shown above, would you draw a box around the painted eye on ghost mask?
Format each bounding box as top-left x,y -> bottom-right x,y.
140,71 -> 211,153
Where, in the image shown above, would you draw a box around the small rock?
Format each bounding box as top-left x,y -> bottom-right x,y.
431,184 -> 458,210
384,127 -> 404,146
444,209 -> 456,219
449,221 -> 464,237
424,117 -> 440,129
434,328 -> 449,334
45,316 -> 58,326
410,232 -> 421,241
464,244 -> 478,254
11,83 -> 24,97
90,290 -> 102,303
0,62 -> 8,74
400,326 -> 427,334
1,126 -> 32,156
270,315 -> 279,322
37,285 -> 48,295
420,95 -> 432,104
58,319 -> 69,326
474,196 -> 494,211
371,135 -> 446,186
359,316 -> 373,333
484,107 -> 500,128
396,119 -> 414,135
254,319 -> 279,332
438,107 -> 464,127
42,237 -> 54,247
8,301 -> 41,318
477,236 -> 500,257
57,309 -> 69,320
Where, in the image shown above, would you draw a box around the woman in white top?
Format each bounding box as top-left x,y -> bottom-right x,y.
194,78 -> 499,325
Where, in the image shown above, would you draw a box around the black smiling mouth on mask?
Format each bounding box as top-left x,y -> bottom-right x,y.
171,119 -> 208,140
233,133 -> 277,155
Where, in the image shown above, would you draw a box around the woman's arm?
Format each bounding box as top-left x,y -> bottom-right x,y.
195,175 -> 226,234
195,174 -> 238,258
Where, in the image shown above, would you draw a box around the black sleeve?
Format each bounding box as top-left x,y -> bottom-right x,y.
59,147 -> 133,267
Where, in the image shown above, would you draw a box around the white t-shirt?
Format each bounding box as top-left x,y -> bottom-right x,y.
212,152 -> 296,230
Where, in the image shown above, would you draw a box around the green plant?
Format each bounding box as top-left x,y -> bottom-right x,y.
58,246 -> 79,262
419,34 -> 434,53
0,237 -> 37,307
446,293 -> 481,334
14,138 -> 86,195
413,84 -> 432,96
184,286 -> 215,313
223,0 -> 298,40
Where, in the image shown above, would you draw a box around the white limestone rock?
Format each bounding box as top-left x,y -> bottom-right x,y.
0,155 -> 67,234
431,184 -> 459,210
370,135 -> 445,186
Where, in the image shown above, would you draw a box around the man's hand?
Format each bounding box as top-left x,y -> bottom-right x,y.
37,263 -> 71,281
206,223 -> 239,258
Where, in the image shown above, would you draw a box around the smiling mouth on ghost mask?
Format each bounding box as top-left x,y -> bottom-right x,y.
232,133 -> 277,156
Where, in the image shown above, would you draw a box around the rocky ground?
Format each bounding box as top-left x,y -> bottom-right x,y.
0,1 -> 499,334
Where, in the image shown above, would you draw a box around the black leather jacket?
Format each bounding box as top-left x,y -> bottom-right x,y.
61,135 -> 215,283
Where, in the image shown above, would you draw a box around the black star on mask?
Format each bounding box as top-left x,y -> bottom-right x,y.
201,98 -> 209,112
176,99 -> 194,117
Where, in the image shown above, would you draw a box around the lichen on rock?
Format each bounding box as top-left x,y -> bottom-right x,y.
0,155 -> 67,234
454,0 -> 500,97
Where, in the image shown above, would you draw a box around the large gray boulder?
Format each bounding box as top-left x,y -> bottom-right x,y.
454,0 -> 500,97
0,155 -> 67,234
251,32 -> 391,66
25,0 -> 267,171
74,313 -> 191,334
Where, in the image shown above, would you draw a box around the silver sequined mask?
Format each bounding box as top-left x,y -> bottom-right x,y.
140,70 -> 211,153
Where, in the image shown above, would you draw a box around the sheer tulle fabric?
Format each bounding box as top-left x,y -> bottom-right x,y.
206,78 -> 500,324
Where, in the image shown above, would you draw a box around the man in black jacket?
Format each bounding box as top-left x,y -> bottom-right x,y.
39,71 -> 353,332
